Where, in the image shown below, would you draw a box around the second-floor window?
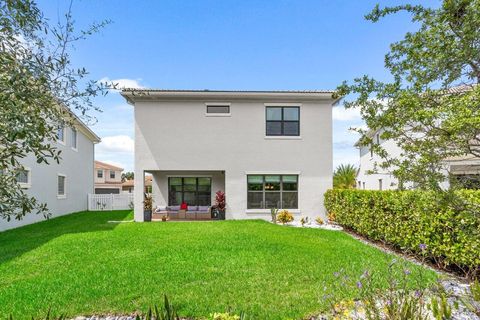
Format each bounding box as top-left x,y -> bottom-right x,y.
266,106 -> 300,136
110,170 -> 115,179
57,126 -> 66,144
97,170 -> 103,178
71,128 -> 78,150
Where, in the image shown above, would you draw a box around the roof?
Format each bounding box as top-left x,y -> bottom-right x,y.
121,88 -> 339,104
94,160 -> 124,171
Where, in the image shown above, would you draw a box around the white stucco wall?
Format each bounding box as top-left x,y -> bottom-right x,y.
356,134 -> 402,190
131,93 -> 334,221
0,127 -> 96,231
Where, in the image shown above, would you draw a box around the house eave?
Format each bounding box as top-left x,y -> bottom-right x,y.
121,89 -> 340,104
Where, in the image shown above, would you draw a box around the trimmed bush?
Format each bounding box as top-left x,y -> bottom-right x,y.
324,189 -> 480,276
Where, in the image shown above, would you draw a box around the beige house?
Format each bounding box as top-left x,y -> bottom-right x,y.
94,161 -> 124,194
121,89 -> 337,221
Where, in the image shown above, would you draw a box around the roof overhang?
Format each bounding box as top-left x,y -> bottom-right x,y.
121,89 -> 340,105
62,106 -> 101,143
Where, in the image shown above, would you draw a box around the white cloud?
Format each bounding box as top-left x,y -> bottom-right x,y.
332,105 -> 361,121
99,77 -> 144,90
96,135 -> 134,153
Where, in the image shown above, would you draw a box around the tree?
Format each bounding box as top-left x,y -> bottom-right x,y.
337,1 -> 480,191
333,164 -> 357,189
0,0 -> 112,221
121,172 -> 134,182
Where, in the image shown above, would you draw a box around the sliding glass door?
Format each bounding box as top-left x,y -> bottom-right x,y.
168,177 -> 212,206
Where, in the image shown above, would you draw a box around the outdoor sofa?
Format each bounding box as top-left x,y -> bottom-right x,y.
154,205 -> 211,220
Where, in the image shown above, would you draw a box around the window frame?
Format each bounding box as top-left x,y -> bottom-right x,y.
110,170 -> 115,179
97,170 -> 103,178
71,127 -> 78,151
57,126 -> 66,145
265,106 -> 300,136
205,102 -> 231,117
57,174 -> 67,199
16,167 -> 31,189
247,175 -> 298,209
168,177 -> 212,206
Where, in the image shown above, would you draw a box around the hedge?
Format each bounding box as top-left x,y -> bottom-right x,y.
324,189 -> 480,276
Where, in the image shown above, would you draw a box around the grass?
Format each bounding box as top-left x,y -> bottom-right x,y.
0,211 -> 437,319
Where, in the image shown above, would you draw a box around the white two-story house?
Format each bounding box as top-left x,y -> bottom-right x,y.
121,89 -> 337,221
356,128 -> 480,190
1,116 -> 100,231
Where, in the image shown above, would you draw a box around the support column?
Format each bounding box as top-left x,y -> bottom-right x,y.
134,169 -> 145,222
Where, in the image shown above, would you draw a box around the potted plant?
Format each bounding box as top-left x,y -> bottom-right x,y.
161,214 -> 168,222
215,190 -> 226,220
143,193 -> 153,222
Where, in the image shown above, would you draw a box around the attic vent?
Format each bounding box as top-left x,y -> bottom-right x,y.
206,105 -> 230,114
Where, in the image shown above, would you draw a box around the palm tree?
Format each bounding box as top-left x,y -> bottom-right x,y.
333,164 -> 358,189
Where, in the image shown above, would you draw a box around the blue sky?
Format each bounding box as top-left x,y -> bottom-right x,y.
38,0 -> 438,172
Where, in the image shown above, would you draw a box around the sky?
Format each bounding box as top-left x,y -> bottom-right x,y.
37,0 -> 439,172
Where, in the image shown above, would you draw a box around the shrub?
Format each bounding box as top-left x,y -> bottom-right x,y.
276,210 -> 294,225
315,217 -> 324,225
324,189 -> 480,277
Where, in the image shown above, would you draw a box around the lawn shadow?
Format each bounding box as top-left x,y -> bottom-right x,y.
0,210 -> 131,265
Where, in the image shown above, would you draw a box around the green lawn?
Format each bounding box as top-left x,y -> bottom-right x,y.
0,211 -> 437,319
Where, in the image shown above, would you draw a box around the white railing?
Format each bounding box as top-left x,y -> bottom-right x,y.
88,193 -> 134,211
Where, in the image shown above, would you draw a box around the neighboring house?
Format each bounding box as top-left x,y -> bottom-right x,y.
356,129 -> 480,190
122,175 -> 152,193
121,89 -> 338,221
0,117 -> 101,232
94,161 -> 124,194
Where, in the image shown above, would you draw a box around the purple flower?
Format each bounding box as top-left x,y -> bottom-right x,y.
356,281 -> 363,289
404,269 -> 411,275
334,272 -> 340,277
361,270 -> 369,278
419,243 -> 427,250
386,299 -> 392,306
415,290 -> 422,298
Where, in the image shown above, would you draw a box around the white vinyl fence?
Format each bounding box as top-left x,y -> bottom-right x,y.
88,193 -> 134,211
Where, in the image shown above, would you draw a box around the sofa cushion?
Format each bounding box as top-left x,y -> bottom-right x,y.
198,206 -> 210,212
187,205 -> 198,212
168,205 -> 180,211
156,205 -> 167,211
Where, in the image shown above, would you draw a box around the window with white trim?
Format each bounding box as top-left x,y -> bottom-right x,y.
71,127 -> 78,149
110,170 -> 115,179
57,126 -> 66,144
266,107 -> 300,136
247,175 -> 298,209
97,170 -> 103,178
57,174 -> 66,198
16,168 -> 31,188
